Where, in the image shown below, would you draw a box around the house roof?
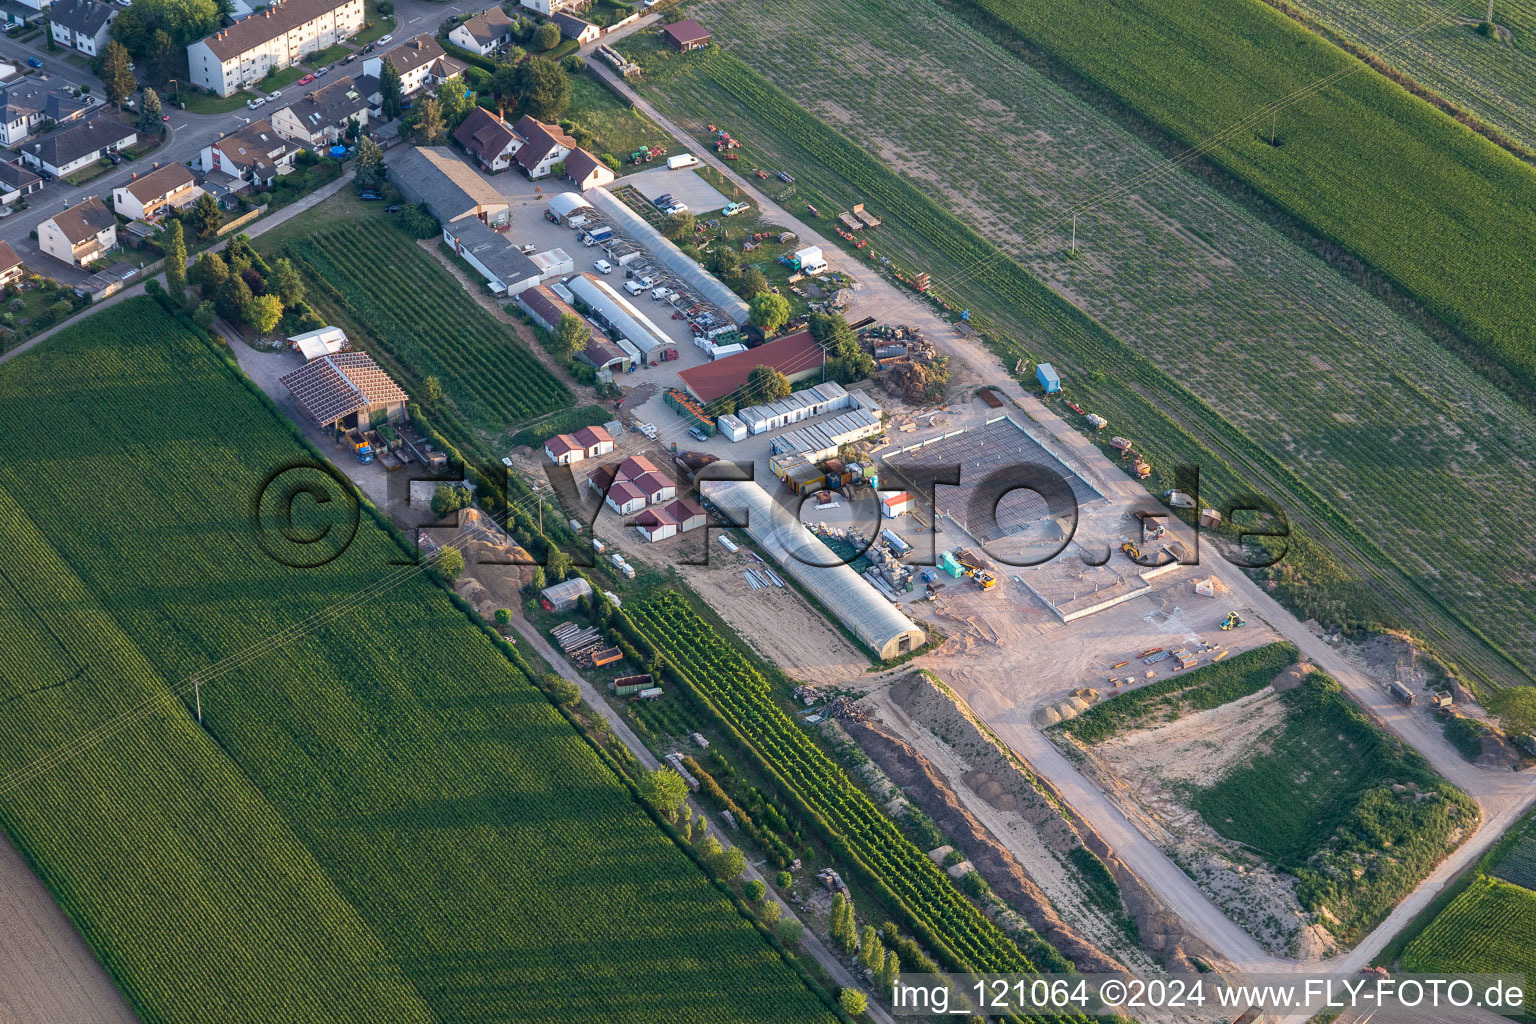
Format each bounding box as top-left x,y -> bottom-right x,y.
678,330 -> 825,404
582,335 -> 626,368
882,491 -> 913,507
511,115 -> 575,171
0,81 -> 88,126
634,507 -> 677,529
634,471 -> 673,497
573,424 -> 613,448
545,433 -> 581,456
213,119 -> 296,175
665,496 -> 706,522
562,147 -> 608,187
118,161 -> 195,203
278,75 -> 368,136
452,105 -> 519,159
607,480 -> 645,507
377,34 -> 456,77
388,145 -> 506,222
616,455 -> 659,481
516,284 -> 576,328
456,6 -> 512,45
0,161 -> 40,193
26,116 -> 133,168
662,19 -> 711,45
0,240 -> 23,276
552,11 -> 595,36
47,196 -> 114,244
279,351 -> 409,426
48,0 -> 115,36
587,465 -> 615,491
445,216 -> 539,288
199,0 -> 355,60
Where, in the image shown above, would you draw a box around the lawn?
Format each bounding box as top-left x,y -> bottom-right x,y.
617,8 -> 1536,692
565,72 -> 670,166
306,43 -> 353,66
353,3 -> 396,46
1190,675 -> 1476,942
263,201 -> 573,453
0,298 -> 838,1024
177,87 -> 258,114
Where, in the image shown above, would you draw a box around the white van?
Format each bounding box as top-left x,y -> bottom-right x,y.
594,259 -> 614,274
624,279 -> 646,295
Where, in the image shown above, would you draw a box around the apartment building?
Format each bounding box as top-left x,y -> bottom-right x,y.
187,0 -> 365,97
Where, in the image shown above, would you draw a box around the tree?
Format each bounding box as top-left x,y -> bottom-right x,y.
162,220 -> 186,295
839,989 -> 867,1017
774,918 -> 803,950
215,272 -> 252,321
547,676 -> 580,707
636,766 -> 689,820
830,892 -> 856,953
494,607 -> 511,625
708,245 -> 740,281
137,87 -> 162,132
100,41 -> 136,107
1491,688 -> 1536,738
268,256 -> 304,307
744,879 -> 766,902
534,20 -> 561,50
809,311 -> 873,383
554,312 -> 589,361
516,56 -> 569,121
739,266 -> 769,299
760,900 -> 782,925
546,548 -> 574,582
111,0 -> 220,54
412,96 -> 446,144
432,545 -> 465,583
354,134 -> 384,187
748,291 -> 791,336
379,58 -> 404,119
776,869 -> 793,889
434,79 -> 476,129
190,251 -> 228,294
148,29 -> 179,84
190,192 -> 223,238
430,484 -> 471,519
857,925 -> 884,970
876,948 -> 901,993
747,364 -> 791,402
708,845 -> 745,880
243,293 -> 282,334
422,375 -> 444,405
664,210 -> 695,242
490,59 -> 522,106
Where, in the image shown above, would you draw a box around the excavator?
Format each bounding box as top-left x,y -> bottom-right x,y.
1221,611 -> 1247,631
1121,541 -> 1142,561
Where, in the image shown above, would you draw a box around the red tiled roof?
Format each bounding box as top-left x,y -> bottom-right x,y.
563,147 -> 609,188
574,424 -> 612,448
662,19 -> 711,45
634,471 -> 673,498
453,106 -> 519,160
511,115 -> 575,171
545,433 -> 581,455
677,330 -> 823,404
0,240 -> 22,275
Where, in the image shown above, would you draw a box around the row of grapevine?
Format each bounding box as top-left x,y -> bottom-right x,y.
1403,876 -> 1536,1020
284,219 -> 571,429
630,590 -> 1087,1021
0,301 -> 836,1024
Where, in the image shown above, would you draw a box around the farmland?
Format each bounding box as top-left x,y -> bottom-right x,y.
620,2 -> 1536,690
0,301 -> 836,1024
1282,0 -> 1536,154
1403,878 -> 1536,1018
276,215 -> 572,445
628,589 -> 1085,1005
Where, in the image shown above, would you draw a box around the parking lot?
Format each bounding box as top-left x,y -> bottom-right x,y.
620,164 -> 733,215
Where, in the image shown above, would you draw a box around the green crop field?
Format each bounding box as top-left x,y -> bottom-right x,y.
0,300 -> 834,1024
1058,643 -> 1299,743
627,589 -> 1085,1015
1282,0 -> 1536,153
619,6 -> 1536,691
1490,825 -> 1536,890
1190,675 -> 1476,942
276,216 -> 571,446
1403,877 -> 1536,1019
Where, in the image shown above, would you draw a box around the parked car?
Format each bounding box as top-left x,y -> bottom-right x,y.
246,96 -> 266,109
26,57 -> 43,69
689,427 -> 709,442
663,203 -> 687,216
267,90 -> 282,101
298,74 -> 315,85
651,194 -> 673,208
385,204 -> 400,213
376,34 -> 392,45
2,24 -> 19,35
38,168 -> 54,181
315,65 -> 329,76
359,190 -> 382,201
580,234 -> 598,247
650,286 -> 672,301
623,279 -> 645,295
341,53 -> 357,64
594,259 -> 614,274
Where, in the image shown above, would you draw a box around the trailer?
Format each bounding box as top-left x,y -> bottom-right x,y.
1390,681 -> 1416,706
1036,362 -> 1062,394
587,225 -> 614,243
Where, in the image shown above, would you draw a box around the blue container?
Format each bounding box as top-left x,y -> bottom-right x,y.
329,144 -> 348,159
1036,362 -> 1061,394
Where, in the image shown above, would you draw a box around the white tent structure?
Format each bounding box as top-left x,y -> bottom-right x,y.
700,478 -> 926,660
288,325 -> 349,361
548,192 -> 594,220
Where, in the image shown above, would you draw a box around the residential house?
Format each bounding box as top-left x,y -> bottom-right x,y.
363,34 -> 463,99
201,119 -> 298,187
38,196 -> 116,267
518,0 -> 584,16
552,11 -> 598,43
661,19 -> 711,51
21,117 -> 135,178
588,453 -> 675,513
633,507 -> 677,543
512,115 -> 575,179
573,425 -> 614,458
452,105 -> 521,172
633,471 -> 675,505
665,496 -> 707,533
187,0 -> 366,97
0,161 -> 42,205
48,0 -> 116,56
0,81 -> 91,147
447,6 -> 512,55
562,147 -> 613,192
544,434 -> 585,466
269,75 -> 369,146
605,480 -> 646,516
111,162 -> 200,222
0,240 -> 24,288
279,350 -> 409,431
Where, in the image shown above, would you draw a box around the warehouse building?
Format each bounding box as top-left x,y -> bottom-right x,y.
767,408 -> 883,462
701,478 -> 926,660
678,329 -> 825,405
280,351 -> 408,431
732,381 -> 860,437
566,273 -> 675,365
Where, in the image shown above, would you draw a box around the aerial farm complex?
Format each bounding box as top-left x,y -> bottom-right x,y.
0,0 -> 1532,1021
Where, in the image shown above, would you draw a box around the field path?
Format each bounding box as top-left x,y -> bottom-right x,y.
513,621 -> 898,1023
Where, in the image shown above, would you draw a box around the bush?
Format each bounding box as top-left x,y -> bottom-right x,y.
494,608 -> 511,625
744,879 -> 766,902
1443,716 -> 1487,761
395,203 -> 438,239
776,869 -> 792,888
